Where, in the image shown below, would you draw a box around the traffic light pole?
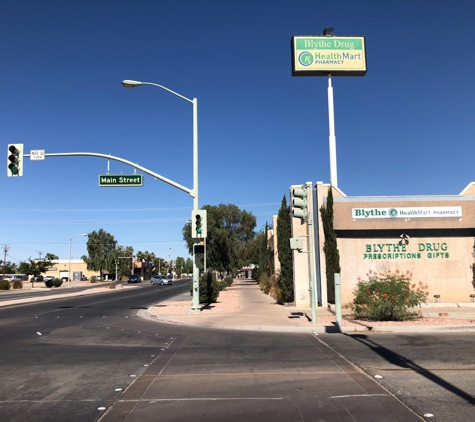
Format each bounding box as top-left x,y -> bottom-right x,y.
306,186 -> 317,324
190,97 -> 201,312
291,183 -> 317,324
24,151 -> 193,196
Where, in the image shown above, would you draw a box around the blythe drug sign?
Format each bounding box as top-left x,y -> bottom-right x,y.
291,36 -> 367,76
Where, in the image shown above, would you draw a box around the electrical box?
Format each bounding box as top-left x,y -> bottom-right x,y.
290,237 -> 303,251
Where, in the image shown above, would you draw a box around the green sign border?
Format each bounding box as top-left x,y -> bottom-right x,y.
98,174 -> 143,187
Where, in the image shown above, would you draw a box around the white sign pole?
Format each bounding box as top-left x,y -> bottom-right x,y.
327,74 -> 338,188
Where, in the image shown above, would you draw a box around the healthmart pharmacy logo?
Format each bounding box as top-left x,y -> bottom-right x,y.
352,206 -> 462,219
298,52 -> 313,66
388,208 -> 398,217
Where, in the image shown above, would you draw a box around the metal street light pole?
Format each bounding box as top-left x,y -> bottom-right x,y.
69,234 -> 87,288
122,80 -> 200,310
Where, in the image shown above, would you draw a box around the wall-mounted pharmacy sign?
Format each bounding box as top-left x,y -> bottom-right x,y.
291,36 -> 367,76
352,207 -> 462,219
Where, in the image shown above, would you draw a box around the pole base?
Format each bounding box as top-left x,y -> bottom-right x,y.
188,307 -> 201,314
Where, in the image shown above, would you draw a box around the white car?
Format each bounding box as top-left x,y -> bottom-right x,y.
150,275 -> 173,285
44,276 -> 55,282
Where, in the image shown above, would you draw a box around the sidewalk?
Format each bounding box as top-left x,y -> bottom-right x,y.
145,279 -> 475,333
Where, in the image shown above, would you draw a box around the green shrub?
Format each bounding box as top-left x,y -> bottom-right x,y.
259,273 -> 271,294
0,280 -> 11,290
190,271 -> 220,304
12,280 -> 22,289
351,270 -> 428,321
45,279 -> 54,288
53,278 -> 63,288
217,280 -> 227,291
90,276 -> 97,283
224,276 -> 233,286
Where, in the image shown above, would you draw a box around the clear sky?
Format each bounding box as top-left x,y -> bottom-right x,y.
1,0 -> 474,265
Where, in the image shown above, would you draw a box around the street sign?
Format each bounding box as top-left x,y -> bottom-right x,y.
99,174 -> 143,187
30,150 -> 45,160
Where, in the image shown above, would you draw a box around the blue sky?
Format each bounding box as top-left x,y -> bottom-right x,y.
2,0 -> 475,265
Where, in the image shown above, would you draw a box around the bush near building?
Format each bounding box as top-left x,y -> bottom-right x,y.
351,270 -> 428,321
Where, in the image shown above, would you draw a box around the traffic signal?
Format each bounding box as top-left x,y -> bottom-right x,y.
292,185 -> 308,222
191,209 -> 207,238
7,144 -> 24,177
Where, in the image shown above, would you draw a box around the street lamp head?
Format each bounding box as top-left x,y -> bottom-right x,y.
81,233 -> 88,237
122,80 -> 142,88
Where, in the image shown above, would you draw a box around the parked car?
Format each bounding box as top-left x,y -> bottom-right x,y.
30,275 -> 44,282
150,275 -> 173,285
61,276 -> 70,282
4,275 -> 17,281
43,276 -> 55,282
127,274 -> 141,283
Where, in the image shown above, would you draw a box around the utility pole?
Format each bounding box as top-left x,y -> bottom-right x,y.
3,245 -> 9,279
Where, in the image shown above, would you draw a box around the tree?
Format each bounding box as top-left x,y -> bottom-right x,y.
182,203 -> 257,273
136,250 -> 156,264
18,253 -> 58,276
116,246 -> 134,278
153,257 -> 166,275
1,260 -> 17,275
320,186 -> 341,303
184,258 -> 193,275
81,229 -> 118,279
175,256 -> 185,277
256,223 -> 273,281
277,195 -> 294,302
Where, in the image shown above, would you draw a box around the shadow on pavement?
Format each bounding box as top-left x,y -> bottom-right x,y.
345,333 -> 475,406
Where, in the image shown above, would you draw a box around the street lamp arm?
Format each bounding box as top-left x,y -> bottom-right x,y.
123,80 -> 194,104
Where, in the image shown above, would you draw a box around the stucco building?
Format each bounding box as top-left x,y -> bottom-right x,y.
289,182 -> 475,307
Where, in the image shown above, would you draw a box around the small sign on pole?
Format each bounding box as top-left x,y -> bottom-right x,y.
30,150 -> 45,160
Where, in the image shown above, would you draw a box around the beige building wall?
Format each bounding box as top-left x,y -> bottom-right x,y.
313,181 -> 475,305
44,260 -> 103,280
338,237 -> 473,303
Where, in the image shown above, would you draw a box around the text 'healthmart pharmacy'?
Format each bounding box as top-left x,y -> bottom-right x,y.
287,182 -> 475,308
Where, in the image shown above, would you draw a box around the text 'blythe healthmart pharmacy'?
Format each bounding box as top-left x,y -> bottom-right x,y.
282,182 -> 475,308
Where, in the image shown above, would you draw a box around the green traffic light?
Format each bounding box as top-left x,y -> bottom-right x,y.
8,163 -> 19,175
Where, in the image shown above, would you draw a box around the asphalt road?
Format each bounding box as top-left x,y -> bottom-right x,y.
2,281 -> 469,421
319,333 -> 475,422
0,280 -> 193,422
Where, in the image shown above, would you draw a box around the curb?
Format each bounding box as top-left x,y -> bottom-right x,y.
141,309 -> 475,334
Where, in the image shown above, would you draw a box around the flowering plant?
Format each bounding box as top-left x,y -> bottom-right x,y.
351,270 -> 428,321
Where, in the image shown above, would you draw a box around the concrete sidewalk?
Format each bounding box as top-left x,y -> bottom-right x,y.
145,279 -> 475,333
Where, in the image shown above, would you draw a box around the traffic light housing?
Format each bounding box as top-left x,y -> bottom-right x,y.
191,209 -> 207,239
7,143 -> 24,177
292,185 -> 308,222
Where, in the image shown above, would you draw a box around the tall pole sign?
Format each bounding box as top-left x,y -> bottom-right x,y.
291,29 -> 367,188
